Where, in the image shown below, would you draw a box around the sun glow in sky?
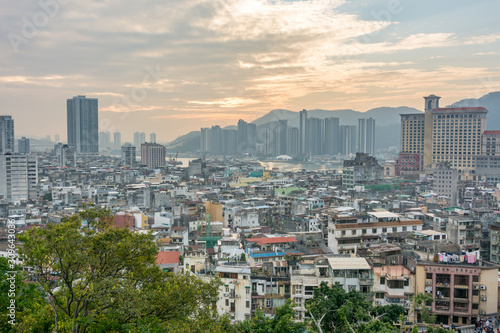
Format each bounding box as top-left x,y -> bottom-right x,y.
2,0 -> 500,142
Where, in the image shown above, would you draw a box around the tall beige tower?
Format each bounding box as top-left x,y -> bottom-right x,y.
423,95 -> 440,168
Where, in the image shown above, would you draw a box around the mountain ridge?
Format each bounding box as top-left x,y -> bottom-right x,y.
166,92 -> 500,152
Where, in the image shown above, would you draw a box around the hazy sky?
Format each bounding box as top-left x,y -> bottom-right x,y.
2,0 -> 500,142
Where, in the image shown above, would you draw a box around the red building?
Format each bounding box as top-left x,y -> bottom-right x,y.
396,153 -> 422,176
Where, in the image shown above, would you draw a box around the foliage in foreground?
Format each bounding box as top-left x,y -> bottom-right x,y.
0,207 -> 453,333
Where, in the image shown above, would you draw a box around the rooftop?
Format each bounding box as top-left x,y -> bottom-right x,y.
246,236 -> 297,245
156,251 -> 181,265
433,107 -> 488,113
215,266 -> 251,274
327,256 -> 371,270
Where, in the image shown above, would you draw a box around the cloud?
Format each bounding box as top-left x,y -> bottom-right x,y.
188,97 -> 259,108
1,0 -> 500,141
473,51 -> 500,56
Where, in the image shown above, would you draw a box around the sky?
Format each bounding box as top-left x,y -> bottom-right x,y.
2,0 -> 500,143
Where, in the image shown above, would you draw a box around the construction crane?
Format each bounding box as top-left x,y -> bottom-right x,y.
173,151 -> 179,167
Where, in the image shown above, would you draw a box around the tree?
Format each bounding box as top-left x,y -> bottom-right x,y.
305,282 -> 405,333
409,293 -> 436,325
0,257 -> 53,332
235,300 -> 305,333
18,206 -> 226,333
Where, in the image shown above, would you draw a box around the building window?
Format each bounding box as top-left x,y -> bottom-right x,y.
266,299 -> 271,308
380,277 -> 386,285
246,301 -> 250,308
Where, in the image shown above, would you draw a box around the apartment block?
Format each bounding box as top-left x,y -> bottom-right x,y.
399,95 -> 488,176
372,265 -> 414,311
141,142 -> 165,168
0,154 -> 38,203
327,211 -> 423,254
413,258 -> 499,326
291,256 -> 372,321
215,266 -> 252,322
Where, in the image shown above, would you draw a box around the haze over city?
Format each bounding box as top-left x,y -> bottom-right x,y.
2,0 -> 500,142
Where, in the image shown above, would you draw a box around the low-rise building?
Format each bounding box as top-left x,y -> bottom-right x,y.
214,266 -> 252,322
411,257 -> 499,326
327,211 -> 423,254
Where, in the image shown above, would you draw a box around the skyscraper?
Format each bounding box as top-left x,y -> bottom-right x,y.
18,137 -> 30,154
121,143 -> 136,166
114,132 -> 121,148
150,133 -> 156,144
200,128 -> 210,152
287,127 -> 299,157
237,120 -> 256,155
141,142 -> 166,168
398,95 -> 488,176
299,109 -> 307,156
305,117 -> 323,156
276,120 -> 288,156
98,131 -> 111,150
133,132 -> 146,153
358,118 -> 375,155
0,116 -> 14,154
324,117 -> 340,155
210,125 -> 222,154
340,125 -> 356,155
67,95 -> 98,154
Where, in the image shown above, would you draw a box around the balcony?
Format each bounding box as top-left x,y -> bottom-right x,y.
453,307 -> 468,313
435,306 -> 450,312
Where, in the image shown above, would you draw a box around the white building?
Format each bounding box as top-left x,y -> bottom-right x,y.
0,154 -> 38,203
214,266 -> 252,322
327,211 -> 423,254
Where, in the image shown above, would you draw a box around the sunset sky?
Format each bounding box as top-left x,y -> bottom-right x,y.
2,0 -> 500,142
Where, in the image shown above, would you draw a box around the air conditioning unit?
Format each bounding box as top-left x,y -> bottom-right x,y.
223,293 -> 229,297
425,281 -> 431,285
480,310 -> 486,315
480,296 -> 487,301
376,301 -> 382,305
473,285 -> 479,290
480,285 -> 487,290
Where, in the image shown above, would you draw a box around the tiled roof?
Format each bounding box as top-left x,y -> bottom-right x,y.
156,251 -> 180,265
246,236 -> 297,245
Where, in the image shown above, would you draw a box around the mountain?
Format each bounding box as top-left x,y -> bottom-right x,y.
165,130 -> 200,152
166,91 -> 500,153
250,107 -> 420,128
168,106 -> 421,152
447,91 -> 500,130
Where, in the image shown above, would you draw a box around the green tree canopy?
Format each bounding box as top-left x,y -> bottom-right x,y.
305,282 -> 405,333
17,207 -> 226,333
234,300 -> 305,333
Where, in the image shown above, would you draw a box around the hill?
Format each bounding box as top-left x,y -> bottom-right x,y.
166,91 -> 500,153
447,91 -> 500,130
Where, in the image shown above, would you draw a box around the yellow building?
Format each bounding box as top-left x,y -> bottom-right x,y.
205,201 -> 223,225
413,258 -> 499,326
